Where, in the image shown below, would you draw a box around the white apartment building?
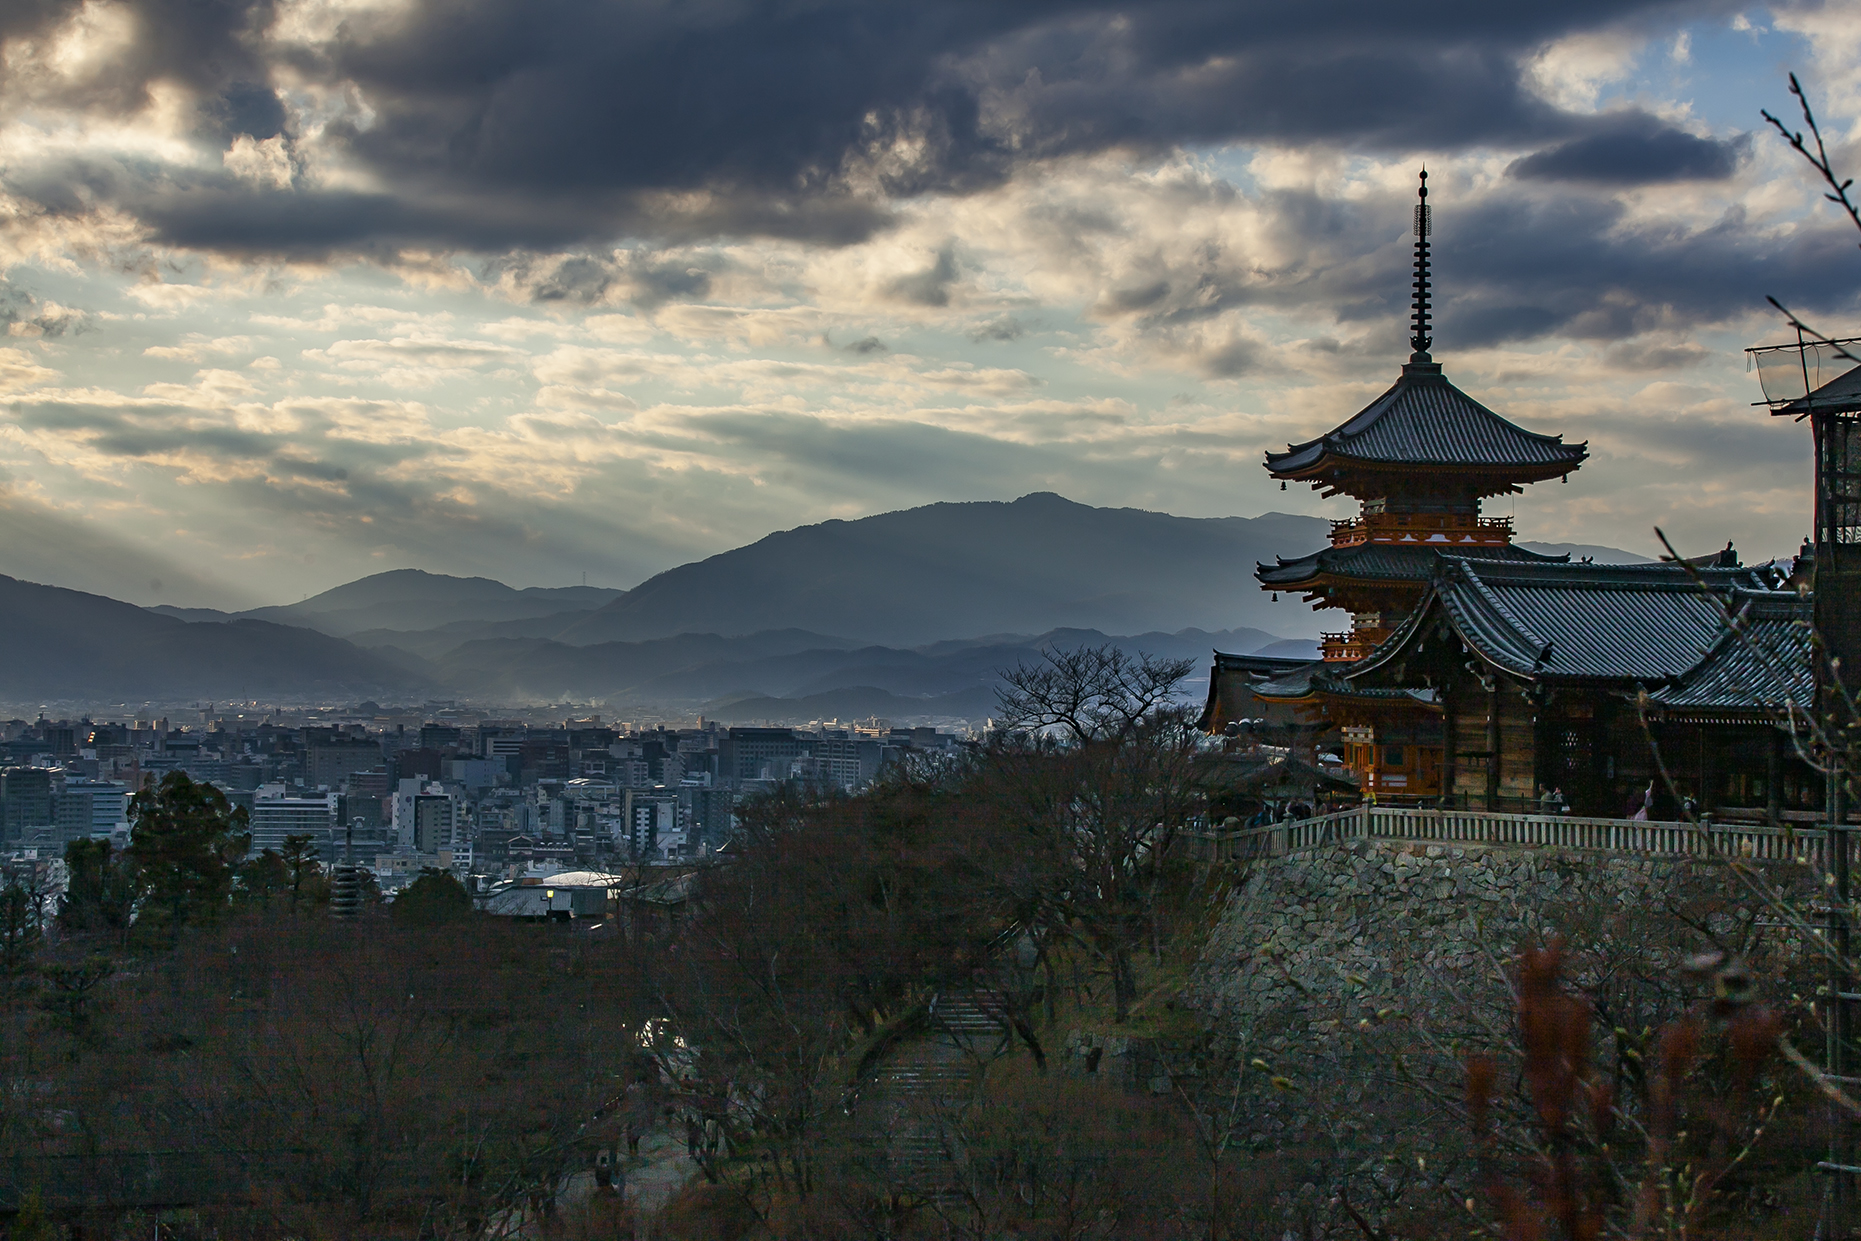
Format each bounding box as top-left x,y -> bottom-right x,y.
250,786 -> 339,854
391,778 -> 462,853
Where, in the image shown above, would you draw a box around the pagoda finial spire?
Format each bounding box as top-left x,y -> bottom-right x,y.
1409,168 -> 1433,362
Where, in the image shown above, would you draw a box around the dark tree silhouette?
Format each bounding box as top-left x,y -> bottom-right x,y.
390,867 -> 472,926
57,838 -> 138,946
125,771 -> 249,938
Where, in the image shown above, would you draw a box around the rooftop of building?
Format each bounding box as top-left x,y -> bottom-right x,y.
1349,555 -> 1795,687
1256,540 -> 1568,588
1265,360 -> 1589,483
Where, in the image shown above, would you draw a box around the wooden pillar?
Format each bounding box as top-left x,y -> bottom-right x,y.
1442,701 -> 1457,810
1767,728 -> 1783,827
1486,680 -> 1501,810
1531,696 -> 1549,806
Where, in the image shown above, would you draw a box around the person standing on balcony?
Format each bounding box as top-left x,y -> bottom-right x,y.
1630,781 -> 1654,821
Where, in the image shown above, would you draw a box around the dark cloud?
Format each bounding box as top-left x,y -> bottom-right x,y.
1426,192 -> 1861,345
1510,115 -> 1747,184
843,336 -> 888,354
489,250 -> 717,307
1201,338 -> 1266,379
204,81 -> 288,142
1116,180 -> 1861,352
3,0 -> 1745,255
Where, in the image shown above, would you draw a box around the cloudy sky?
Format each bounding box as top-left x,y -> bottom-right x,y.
1,0 -> 1858,611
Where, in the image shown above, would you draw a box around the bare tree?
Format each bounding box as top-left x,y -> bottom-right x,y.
996,645 -> 1196,746
987,645 -> 1204,1021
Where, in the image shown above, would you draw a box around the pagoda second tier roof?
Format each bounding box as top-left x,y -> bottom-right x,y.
1256,541 -> 1567,589
1265,360 -> 1588,480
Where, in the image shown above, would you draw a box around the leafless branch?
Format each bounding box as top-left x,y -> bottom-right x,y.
1763,73 -> 1861,241
1762,74 -> 1861,369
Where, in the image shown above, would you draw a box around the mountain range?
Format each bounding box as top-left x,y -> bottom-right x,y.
151,572 -> 623,637
0,493 -> 1651,715
0,575 -> 426,704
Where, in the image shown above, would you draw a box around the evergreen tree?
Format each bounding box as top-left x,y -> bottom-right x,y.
59,838 -> 140,944
391,868 -> 472,927
0,880 -> 42,986
235,848 -> 291,906
125,772 -> 249,937
280,833 -> 325,910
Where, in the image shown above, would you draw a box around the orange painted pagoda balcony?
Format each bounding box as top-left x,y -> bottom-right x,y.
1320,630 -> 1388,662
1328,513 -> 1513,548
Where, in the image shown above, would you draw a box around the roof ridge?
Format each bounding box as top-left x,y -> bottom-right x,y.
1446,557 -> 1552,655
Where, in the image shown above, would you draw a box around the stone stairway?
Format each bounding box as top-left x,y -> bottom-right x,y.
862,984 -> 1014,1198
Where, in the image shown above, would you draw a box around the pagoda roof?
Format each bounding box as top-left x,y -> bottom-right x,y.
1265,361 -> 1588,481
1257,541 -> 1567,589
1239,658 -> 1437,706
1348,556 -> 1790,687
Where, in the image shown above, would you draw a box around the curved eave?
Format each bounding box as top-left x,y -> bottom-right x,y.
1253,687 -> 1323,705
1257,543 -> 1574,592
1265,451 -> 1588,486
1255,569 -> 1432,595
1255,684 -> 1442,711
1341,592 -> 1440,682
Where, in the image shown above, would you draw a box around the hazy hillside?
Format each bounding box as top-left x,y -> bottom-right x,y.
431,630 -> 862,702
700,685 -> 1001,725
1519,542 -> 1654,564
549,494 -> 1329,647
166,502 -> 1658,668
433,625 -> 1285,714
0,576 -> 429,703
87,496 -> 1655,709
154,569 -> 624,637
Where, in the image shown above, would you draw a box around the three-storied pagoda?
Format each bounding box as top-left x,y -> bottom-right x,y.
1205,172 -> 1588,798
1204,172 -> 1820,819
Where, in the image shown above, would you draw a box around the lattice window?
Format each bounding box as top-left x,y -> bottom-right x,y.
1824,414 -> 1861,544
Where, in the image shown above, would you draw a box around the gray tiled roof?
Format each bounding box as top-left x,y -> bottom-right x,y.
1266,362 -> 1588,475
1256,541 -> 1566,588
1350,558 -> 1788,685
1649,592 -> 1812,714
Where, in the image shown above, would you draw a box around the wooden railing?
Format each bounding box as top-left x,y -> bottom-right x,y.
1327,513 -> 1515,547
1176,807 -> 1835,867
1320,631 -> 1386,662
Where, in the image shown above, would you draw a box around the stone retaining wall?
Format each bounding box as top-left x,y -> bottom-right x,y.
1192,837 -> 1810,1031
1182,837 -> 1819,1232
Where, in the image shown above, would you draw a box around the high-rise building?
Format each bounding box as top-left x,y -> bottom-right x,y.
391,779 -> 460,853
0,768 -> 53,842
55,778 -> 128,841
250,787 -> 338,855
306,740 -> 384,791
